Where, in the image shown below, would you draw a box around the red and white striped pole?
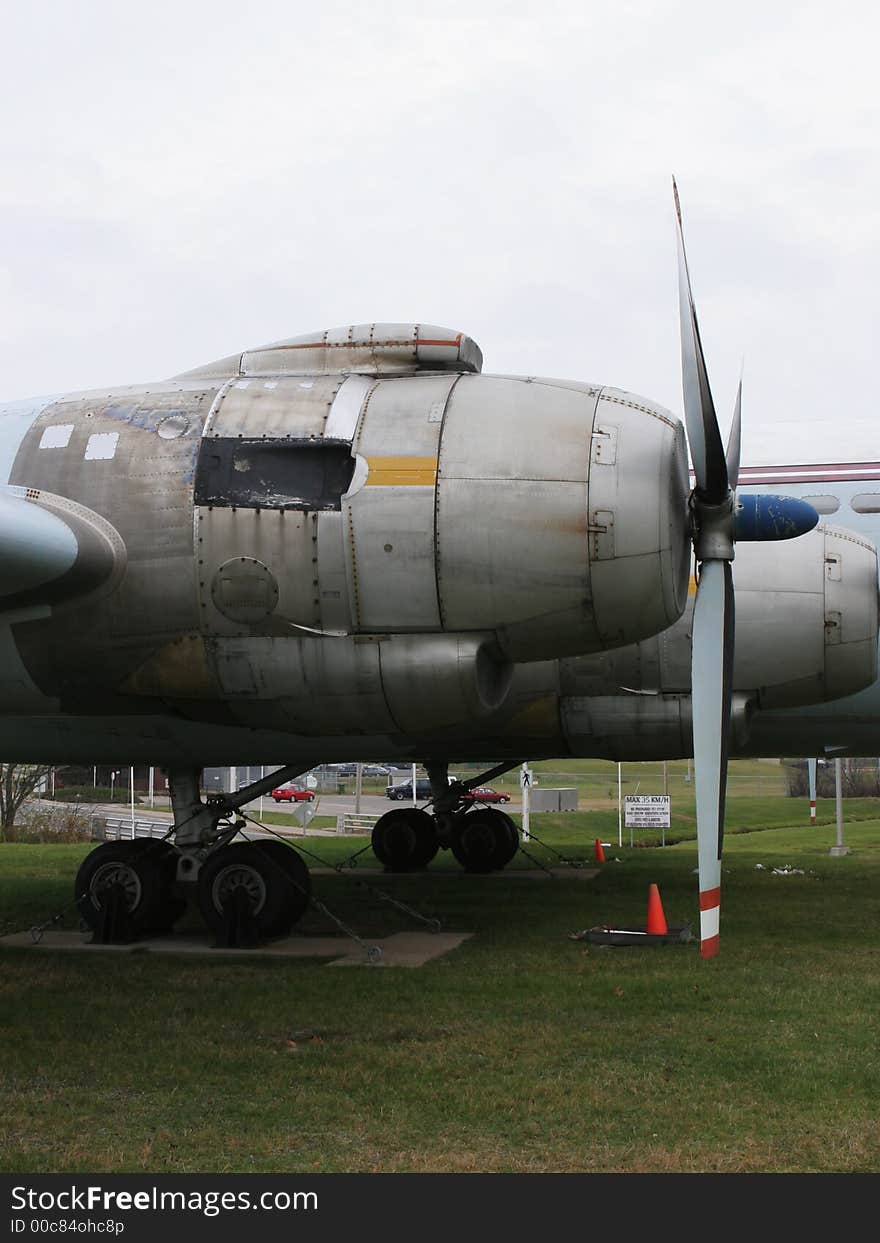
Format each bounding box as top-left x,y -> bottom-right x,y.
808,758 -> 817,825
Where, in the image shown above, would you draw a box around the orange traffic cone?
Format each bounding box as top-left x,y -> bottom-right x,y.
646,883 -> 668,935
593,838 -> 606,864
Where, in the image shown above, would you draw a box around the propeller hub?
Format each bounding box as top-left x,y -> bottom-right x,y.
691,492 -> 735,563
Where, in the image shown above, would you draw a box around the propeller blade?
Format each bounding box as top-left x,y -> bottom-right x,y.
673,178 -> 728,503
726,375 -> 742,489
691,559 -> 734,958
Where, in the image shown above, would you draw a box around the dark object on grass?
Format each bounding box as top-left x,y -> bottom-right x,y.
570,922 -> 693,947
217,885 -> 263,948
93,880 -> 137,944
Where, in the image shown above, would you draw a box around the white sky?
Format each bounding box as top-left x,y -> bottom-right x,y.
1,0 -> 878,460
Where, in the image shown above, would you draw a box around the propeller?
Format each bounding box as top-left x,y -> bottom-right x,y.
674,188 -> 819,957
673,179 -> 740,959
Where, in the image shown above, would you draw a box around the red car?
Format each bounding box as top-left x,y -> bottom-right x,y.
271,785 -> 316,803
461,787 -> 511,804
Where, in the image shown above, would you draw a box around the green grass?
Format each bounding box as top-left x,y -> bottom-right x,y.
2,802 -> 879,1174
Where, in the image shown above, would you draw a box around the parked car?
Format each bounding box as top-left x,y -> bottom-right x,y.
385,776 -> 461,801
271,785 -> 316,803
461,787 -> 511,804
386,778 -> 434,801
363,764 -> 391,777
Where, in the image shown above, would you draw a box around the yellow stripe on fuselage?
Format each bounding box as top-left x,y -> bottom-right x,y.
365,456 -> 438,487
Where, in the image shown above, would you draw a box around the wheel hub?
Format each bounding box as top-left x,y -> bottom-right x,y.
89,861 -> 142,913
210,864 -> 267,915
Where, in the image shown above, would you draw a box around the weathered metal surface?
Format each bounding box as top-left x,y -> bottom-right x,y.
557,524 -> 879,712
0,319 -> 874,773
6,382 -> 215,697
239,323 -> 483,377
345,374 -> 455,631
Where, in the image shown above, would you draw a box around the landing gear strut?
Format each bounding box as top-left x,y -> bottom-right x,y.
74,764 -> 315,945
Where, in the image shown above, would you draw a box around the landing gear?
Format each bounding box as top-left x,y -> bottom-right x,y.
451,808 -> 519,873
371,808 -> 439,872
75,840 -> 182,938
196,841 -> 311,942
74,764 -> 318,947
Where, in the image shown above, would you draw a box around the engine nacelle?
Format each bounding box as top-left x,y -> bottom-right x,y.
559,524 -> 879,710
192,337 -> 691,663
559,692 -> 754,761
125,632 -> 514,735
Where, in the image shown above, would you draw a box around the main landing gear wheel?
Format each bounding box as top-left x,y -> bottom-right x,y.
451,809 -> 519,873
371,808 -> 439,872
75,840 -> 181,936
249,839 -> 311,926
197,841 -> 307,941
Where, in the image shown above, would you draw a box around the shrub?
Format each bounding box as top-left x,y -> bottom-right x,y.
48,786 -> 141,805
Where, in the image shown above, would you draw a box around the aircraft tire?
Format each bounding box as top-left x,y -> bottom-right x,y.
196,842 -> 301,940
75,840 -> 174,936
247,839 -> 311,929
451,809 -> 517,873
494,811 -> 520,868
371,808 -> 438,872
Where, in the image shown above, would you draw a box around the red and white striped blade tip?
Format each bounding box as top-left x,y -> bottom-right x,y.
699,886 -> 721,958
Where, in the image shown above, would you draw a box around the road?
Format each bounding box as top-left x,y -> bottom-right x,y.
72,791 -> 525,819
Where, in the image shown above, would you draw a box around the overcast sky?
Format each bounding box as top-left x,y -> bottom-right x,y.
1,1 -> 878,458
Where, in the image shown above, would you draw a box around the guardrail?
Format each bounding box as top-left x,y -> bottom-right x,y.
92,814 -> 173,841
335,813 -> 378,835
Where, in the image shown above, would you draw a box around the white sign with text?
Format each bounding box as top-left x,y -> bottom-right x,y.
624,794 -> 671,828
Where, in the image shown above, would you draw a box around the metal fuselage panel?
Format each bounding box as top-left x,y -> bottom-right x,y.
7,382 -> 216,702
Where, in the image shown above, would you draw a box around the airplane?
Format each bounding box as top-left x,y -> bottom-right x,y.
0,186 -> 863,957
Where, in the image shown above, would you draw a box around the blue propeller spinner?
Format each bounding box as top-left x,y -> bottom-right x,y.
673,180 -> 817,957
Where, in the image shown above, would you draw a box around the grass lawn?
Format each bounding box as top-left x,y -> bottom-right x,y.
1,808 -> 879,1174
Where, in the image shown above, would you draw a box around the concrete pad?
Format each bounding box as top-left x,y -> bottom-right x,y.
318,866 -> 600,881
327,931 -> 472,967
0,928 -> 472,967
